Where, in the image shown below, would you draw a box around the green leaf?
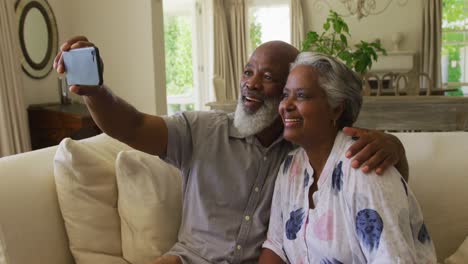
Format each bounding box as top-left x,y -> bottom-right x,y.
333,21 -> 342,33
302,41 -> 311,51
355,59 -> 367,73
342,23 -> 350,34
340,34 -> 347,46
299,9 -> 387,73
308,31 -> 319,42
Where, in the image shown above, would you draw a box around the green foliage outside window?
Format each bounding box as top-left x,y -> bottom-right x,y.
249,14 -> 262,52
164,16 -> 193,96
443,0 -> 465,28
169,103 -> 194,114
442,0 -> 466,96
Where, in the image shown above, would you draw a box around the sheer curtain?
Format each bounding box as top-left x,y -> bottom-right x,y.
225,0 -> 247,101
420,0 -> 442,89
211,0 -> 247,102
0,0 -> 31,157
290,0 -> 304,50
212,0 -> 236,101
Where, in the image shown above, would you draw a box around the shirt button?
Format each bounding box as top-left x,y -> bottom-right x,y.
245,215 -> 250,221
263,156 -> 267,161
237,245 -> 242,250
254,187 -> 259,192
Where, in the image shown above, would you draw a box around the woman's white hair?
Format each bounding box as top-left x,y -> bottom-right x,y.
290,52 -> 363,128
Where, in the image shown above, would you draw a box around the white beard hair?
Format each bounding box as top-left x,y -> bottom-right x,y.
233,95 -> 281,137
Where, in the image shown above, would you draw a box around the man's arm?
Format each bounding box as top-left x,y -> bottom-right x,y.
81,87 -> 168,156
343,127 -> 409,181
54,36 -> 168,156
258,249 -> 286,264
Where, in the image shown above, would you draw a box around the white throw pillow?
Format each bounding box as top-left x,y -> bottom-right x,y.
445,237 -> 468,264
54,137 -> 130,264
116,150 -> 182,264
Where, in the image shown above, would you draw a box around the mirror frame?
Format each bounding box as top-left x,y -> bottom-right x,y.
15,0 -> 58,79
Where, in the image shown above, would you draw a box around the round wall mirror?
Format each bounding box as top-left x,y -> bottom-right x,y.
15,0 -> 58,79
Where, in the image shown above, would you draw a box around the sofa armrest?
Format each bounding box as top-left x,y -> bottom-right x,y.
0,133 -> 132,264
0,146 -> 74,264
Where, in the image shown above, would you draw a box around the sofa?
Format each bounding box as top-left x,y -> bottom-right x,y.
0,132 -> 468,264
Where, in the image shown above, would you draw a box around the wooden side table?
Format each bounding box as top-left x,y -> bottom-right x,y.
28,103 -> 101,150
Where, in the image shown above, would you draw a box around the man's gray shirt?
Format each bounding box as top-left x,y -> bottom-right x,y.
162,111 -> 294,264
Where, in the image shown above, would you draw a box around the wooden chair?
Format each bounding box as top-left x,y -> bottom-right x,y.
395,73 -> 410,96
418,72 -> 434,96
394,72 -> 435,96
382,72 -> 400,95
362,73 -> 382,96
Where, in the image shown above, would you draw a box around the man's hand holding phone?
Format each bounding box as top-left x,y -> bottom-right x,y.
53,36 -> 104,96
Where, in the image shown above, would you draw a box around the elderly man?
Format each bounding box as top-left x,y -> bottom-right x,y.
54,37 -> 407,264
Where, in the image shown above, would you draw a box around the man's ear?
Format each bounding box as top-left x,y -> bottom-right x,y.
333,101 -> 345,122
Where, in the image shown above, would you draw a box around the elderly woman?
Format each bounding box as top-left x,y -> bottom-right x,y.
259,52 -> 436,264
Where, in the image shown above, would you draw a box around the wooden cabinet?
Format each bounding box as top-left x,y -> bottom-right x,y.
28,103 -> 101,150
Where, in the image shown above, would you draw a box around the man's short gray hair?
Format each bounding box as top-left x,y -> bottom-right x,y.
290,52 -> 363,129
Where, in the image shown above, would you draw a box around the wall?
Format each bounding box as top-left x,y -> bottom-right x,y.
21,0 -> 73,106
21,0 -> 166,115
302,0 -> 423,71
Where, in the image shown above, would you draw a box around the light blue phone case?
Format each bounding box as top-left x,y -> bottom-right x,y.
63,47 -> 103,86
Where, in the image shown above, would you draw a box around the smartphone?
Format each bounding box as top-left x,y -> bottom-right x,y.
62,47 -> 103,86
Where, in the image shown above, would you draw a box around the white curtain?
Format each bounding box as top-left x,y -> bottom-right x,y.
212,0 -> 247,102
213,0 -> 236,101
225,0 -> 247,101
420,0 -> 442,89
0,0 -> 31,157
290,0 -> 304,50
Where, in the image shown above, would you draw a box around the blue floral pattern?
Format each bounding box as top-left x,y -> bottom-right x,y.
283,155 -> 293,174
332,161 -> 343,193
264,133 -> 436,263
356,209 -> 384,251
320,258 -> 343,264
304,169 -> 310,188
285,208 -> 305,240
418,223 -> 431,244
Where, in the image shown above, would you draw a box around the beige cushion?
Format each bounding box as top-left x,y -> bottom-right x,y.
116,150 -> 182,264
54,137 -> 130,264
394,132 -> 468,261
445,236 -> 468,264
0,144 -> 73,264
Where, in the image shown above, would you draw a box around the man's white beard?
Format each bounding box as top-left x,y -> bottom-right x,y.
233,96 -> 281,137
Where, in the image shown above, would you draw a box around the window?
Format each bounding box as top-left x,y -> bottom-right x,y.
164,15 -> 195,114
442,0 -> 468,96
246,0 -> 291,55
163,0 -> 210,114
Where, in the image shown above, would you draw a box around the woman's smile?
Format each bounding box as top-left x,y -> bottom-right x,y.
283,118 -> 302,128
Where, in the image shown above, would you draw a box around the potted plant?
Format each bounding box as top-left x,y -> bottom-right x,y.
302,10 -> 386,74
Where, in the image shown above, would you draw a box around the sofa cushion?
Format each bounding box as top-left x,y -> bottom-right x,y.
54,137 -> 130,264
116,150 -> 182,264
445,236 -> 468,264
393,132 -> 468,261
